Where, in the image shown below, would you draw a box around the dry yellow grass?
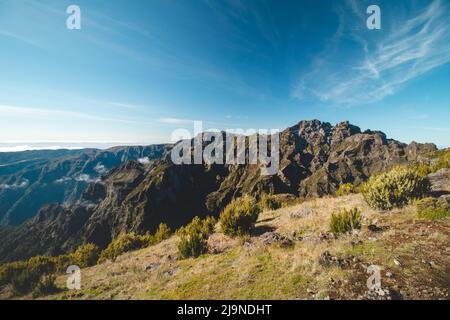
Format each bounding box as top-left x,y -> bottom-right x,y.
2,193 -> 448,300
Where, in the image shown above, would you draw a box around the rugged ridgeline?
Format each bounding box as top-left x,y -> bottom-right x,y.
0,145 -> 169,225
0,120 -> 436,263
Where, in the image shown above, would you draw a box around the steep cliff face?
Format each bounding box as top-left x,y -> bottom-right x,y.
0,120 -> 437,263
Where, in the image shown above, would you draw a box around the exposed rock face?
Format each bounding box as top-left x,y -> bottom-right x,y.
428,168 -> 450,194
0,120 -> 437,263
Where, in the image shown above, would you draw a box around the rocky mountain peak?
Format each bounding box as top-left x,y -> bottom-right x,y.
0,120 -> 439,263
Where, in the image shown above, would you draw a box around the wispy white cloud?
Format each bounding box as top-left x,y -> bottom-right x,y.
423,126 -> 450,132
109,102 -> 143,110
0,104 -> 155,125
158,118 -> 195,125
137,157 -> 151,165
75,174 -> 100,184
0,29 -> 43,48
0,178 -> 29,190
93,162 -> 107,174
293,0 -> 450,106
0,145 -> 83,152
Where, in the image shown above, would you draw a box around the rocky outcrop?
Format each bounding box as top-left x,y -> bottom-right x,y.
0,120 -> 438,263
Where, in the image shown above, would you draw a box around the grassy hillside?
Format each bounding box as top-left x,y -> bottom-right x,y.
3,192 -> 448,300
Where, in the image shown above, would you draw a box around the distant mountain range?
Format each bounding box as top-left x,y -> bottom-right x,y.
0,120 -> 437,263
0,145 -> 169,225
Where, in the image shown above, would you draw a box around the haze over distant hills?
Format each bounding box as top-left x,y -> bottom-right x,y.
0,145 -> 169,225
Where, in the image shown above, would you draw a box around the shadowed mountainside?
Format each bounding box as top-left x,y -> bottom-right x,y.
0,120 -> 437,263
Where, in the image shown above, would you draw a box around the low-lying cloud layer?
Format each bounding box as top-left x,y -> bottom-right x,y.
0,178 -> 29,190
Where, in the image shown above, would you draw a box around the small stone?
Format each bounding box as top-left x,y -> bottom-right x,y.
368,224 -> 382,232
144,262 -> 161,272
289,208 -> 313,219
386,271 -> 393,278
393,259 -> 401,267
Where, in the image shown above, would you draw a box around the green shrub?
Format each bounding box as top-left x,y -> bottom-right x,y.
362,166 -> 431,210
329,208 -> 362,234
416,197 -> 450,220
99,232 -> 149,263
0,256 -> 59,295
259,193 -> 282,211
220,195 -> 260,237
0,261 -> 27,287
409,149 -> 450,176
152,223 -> 172,244
27,255 -> 59,274
11,268 -> 41,295
69,243 -> 100,268
336,183 -> 356,197
177,216 -> 216,258
33,275 -> 59,298
430,149 -> 450,172
53,254 -> 72,273
409,163 -> 432,177
0,244 -> 98,296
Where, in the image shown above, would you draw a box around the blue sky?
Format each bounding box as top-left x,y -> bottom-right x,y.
0,0 -> 449,149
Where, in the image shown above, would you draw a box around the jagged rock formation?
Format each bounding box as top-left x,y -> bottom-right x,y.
0,120 -> 437,263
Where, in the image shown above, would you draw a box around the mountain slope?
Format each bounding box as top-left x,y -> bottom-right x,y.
3,192 -> 448,300
0,120 -> 437,263
0,145 -> 169,225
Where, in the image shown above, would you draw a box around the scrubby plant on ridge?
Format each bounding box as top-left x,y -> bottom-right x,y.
362,166 -> 431,210
99,223 -> 172,263
415,197 -> 450,220
99,232 -> 150,263
329,208 -> 362,234
177,216 -> 216,258
259,193 -> 282,211
33,274 -> 59,298
409,149 -> 450,177
0,223 -> 173,295
335,183 -> 356,197
69,243 -> 100,268
151,222 -> 172,244
220,195 -> 261,237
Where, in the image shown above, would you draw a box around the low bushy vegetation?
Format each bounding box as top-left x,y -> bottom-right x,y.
329,208 -> 362,234
99,223 -> 172,263
150,223 -> 172,245
0,256 -> 59,295
259,193 -> 282,211
415,197 -> 450,220
410,149 -> 450,177
362,166 -> 431,210
177,216 -> 216,258
0,223 -> 173,295
33,275 -> 58,298
335,183 -> 356,197
99,232 -> 150,263
69,243 -> 100,268
220,195 -> 261,237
